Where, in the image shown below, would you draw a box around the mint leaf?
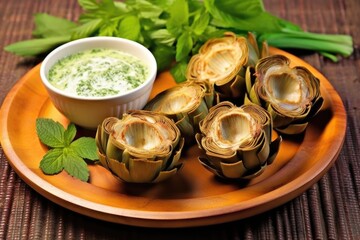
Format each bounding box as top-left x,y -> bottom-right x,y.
70,137 -> 98,161
36,118 -> 66,148
40,148 -> 64,175
36,118 -> 98,182
64,123 -> 77,146
63,152 -> 90,182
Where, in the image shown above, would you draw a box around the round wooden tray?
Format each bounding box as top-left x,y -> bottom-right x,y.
0,48 -> 346,228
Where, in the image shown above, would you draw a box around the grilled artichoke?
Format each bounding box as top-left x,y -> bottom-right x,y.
144,81 -> 218,145
245,55 -> 324,134
186,32 -> 268,102
195,101 -> 281,180
95,111 -> 184,183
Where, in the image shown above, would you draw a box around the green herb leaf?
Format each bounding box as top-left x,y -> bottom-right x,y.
40,148 -> 64,175
203,0 -> 293,32
176,31 -> 193,61
36,118 -> 98,182
126,0 -> 164,19
4,36 -> 70,56
166,0 -> 189,36
32,13 -> 77,38
78,0 -> 99,11
170,60 -> 188,83
152,44 -> 175,71
191,11 -> 210,36
210,0 -> 265,18
64,123 -> 77,146
117,15 -> 141,41
36,118 -> 66,148
71,18 -> 103,40
70,137 -> 98,160
149,29 -> 176,46
63,152 -> 90,182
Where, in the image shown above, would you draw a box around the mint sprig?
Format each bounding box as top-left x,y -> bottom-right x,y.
36,118 -> 98,182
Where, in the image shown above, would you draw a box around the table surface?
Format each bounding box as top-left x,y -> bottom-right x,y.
1,0 -> 359,239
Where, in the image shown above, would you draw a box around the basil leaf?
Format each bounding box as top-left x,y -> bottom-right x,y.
71,18 -> 103,40
152,44 -> 175,71
117,15 -> 141,41
32,13 -> 77,38
78,0 -> 99,11
36,119 -> 66,148
166,0 -> 189,36
4,36 -> 70,56
98,20 -> 119,36
149,29 -> 176,46
70,137 -> 98,161
212,0 -> 265,18
126,0 -> 163,19
147,0 -> 175,9
40,148 -> 64,175
191,11 -> 210,36
176,31 -> 193,61
203,0 -> 288,32
170,60 -> 188,83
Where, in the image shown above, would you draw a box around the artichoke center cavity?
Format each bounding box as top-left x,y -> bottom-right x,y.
203,48 -> 242,82
159,88 -> 198,114
124,122 -> 163,150
266,72 -> 306,111
215,113 -> 256,149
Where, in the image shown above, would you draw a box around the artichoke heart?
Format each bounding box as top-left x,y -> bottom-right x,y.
195,101 -> 281,180
144,81 -> 217,145
246,55 -> 324,134
95,111 -> 185,183
186,32 -> 268,102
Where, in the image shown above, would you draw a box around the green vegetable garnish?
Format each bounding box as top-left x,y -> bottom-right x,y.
36,118 -> 98,182
4,0 -> 354,82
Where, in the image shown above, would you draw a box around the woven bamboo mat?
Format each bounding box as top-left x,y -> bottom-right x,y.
1,0 -> 359,239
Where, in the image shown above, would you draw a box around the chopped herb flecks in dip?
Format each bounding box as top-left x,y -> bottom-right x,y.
48,48 -> 149,97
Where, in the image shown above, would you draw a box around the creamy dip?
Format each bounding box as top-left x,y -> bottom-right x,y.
48,48 -> 149,97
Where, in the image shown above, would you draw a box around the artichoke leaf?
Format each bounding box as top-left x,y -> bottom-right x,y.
97,149 -> 109,169
128,158 -> 163,183
267,136 -> 282,165
220,161 -> 247,179
153,167 -> 181,183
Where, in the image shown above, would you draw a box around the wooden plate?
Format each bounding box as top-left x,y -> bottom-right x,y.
0,48 -> 346,228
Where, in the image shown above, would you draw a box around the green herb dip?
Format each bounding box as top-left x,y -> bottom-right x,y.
48,48 -> 149,97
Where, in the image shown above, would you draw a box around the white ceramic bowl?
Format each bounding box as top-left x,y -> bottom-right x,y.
40,37 -> 157,129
